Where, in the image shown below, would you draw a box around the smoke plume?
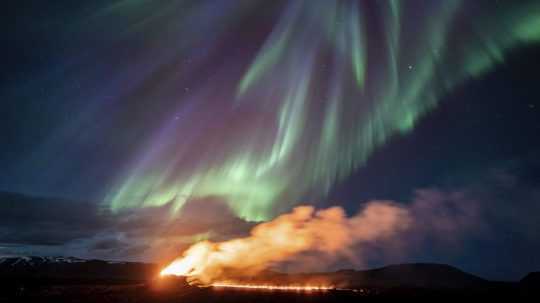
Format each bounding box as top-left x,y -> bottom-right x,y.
161,202 -> 410,284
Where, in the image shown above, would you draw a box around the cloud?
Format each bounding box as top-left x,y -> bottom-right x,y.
116,196 -> 253,239
0,192 -> 253,262
92,237 -> 126,250
0,192 -> 113,245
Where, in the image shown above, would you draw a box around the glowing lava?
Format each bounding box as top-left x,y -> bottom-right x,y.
211,283 -> 333,292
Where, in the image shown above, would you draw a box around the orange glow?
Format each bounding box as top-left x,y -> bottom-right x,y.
211,283 -> 333,291
160,243 -> 211,277
160,204 -> 409,284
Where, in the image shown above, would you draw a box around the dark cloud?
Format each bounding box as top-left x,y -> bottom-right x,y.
117,196 -> 253,239
0,192 -> 253,261
0,192 -> 113,245
92,237 -> 126,250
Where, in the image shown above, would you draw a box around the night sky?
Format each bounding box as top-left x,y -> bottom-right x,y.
1,0 -> 540,281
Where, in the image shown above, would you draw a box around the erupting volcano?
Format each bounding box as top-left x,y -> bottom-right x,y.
160,203 -> 409,288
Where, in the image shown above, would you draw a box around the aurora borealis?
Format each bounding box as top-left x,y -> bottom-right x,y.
2,0 -> 540,280
8,0 -> 540,221
113,0 -> 539,220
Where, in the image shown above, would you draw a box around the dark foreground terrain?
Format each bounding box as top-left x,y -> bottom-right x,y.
0,257 -> 538,302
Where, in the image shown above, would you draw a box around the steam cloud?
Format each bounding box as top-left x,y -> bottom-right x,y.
161,202 -> 410,284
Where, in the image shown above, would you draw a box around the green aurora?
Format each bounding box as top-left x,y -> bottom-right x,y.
15,1 -> 539,222
107,1 -> 540,221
